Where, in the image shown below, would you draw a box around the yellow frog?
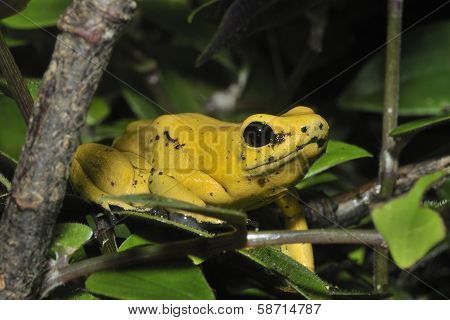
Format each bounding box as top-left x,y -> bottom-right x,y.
70,106 -> 329,271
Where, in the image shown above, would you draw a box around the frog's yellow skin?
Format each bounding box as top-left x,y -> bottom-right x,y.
70,106 -> 329,270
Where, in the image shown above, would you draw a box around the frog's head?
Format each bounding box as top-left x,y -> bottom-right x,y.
239,106 -> 328,185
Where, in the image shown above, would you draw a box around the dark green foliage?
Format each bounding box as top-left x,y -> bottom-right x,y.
1,0 -> 449,300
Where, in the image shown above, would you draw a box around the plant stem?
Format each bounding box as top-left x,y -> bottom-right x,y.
41,228 -> 383,296
247,229 -> 385,247
376,0 -> 403,293
0,29 -> 33,122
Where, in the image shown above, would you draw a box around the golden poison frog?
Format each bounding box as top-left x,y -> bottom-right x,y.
70,106 -> 329,271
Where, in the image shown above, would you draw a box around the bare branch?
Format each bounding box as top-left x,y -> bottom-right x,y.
0,0 -> 136,299
304,155 -> 449,227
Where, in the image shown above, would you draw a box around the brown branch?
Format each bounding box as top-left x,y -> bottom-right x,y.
0,0 -> 136,299
303,155 -> 450,227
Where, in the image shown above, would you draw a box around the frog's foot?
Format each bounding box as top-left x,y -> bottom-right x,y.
149,170 -> 223,224
275,193 -> 314,272
70,143 -> 150,210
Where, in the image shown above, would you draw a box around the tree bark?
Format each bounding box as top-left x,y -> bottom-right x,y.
0,0 -> 136,299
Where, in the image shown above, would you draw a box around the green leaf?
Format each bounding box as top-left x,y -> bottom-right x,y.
390,114 -> 450,137
50,223 -> 93,257
0,96 -> 26,159
0,78 -> 40,100
296,172 -> 338,190
240,247 -> 330,299
106,194 -> 247,227
122,87 -> 161,119
86,97 -> 110,126
159,69 -> 204,113
86,234 -> 215,300
118,234 -> 152,252
339,21 -> 450,115
2,0 -> 71,29
0,0 -> 30,19
305,140 -> 372,178
372,171 -> 447,268
196,0 -> 279,66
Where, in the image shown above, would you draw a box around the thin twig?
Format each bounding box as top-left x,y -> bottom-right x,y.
304,155 -> 450,227
0,29 -> 33,122
375,0 -> 403,293
41,228 -> 382,297
0,0 -> 136,299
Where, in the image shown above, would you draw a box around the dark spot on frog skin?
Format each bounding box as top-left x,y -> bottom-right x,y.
111,181 -> 115,187
164,131 -> 177,143
271,132 -> 286,145
240,153 -> 246,160
301,126 -> 308,133
155,135 -> 160,140
247,178 -> 252,182
275,171 -> 280,175
159,172 -> 163,175
165,142 -> 169,147
268,156 -> 275,162
285,205 -> 289,209
150,168 -> 155,175
174,144 -> 185,150
257,178 -> 266,187
209,192 -> 213,196
319,123 -> 324,130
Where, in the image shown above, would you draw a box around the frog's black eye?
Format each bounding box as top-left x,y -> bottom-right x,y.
243,122 -> 275,147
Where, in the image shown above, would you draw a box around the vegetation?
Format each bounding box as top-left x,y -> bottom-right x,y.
0,0 -> 449,299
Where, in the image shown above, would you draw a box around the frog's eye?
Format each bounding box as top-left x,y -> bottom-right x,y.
243,122 -> 275,147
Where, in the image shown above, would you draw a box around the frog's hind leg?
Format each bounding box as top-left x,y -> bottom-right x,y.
274,193 -> 314,271
70,143 -> 150,210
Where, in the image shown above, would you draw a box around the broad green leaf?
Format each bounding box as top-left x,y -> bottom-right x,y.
50,223 -> 93,257
86,234 -> 215,300
86,97 -> 110,126
390,114 -> 450,137
0,0 -> 30,19
296,172 -> 338,190
339,21 -> 450,115
0,96 -> 26,159
2,0 -> 71,29
122,87 -> 161,119
305,140 -> 372,178
372,171 -> 447,268
240,247 -> 329,299
106,194 -> 247,227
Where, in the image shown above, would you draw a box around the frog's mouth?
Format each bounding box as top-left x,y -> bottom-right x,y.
245,136 -> 327,173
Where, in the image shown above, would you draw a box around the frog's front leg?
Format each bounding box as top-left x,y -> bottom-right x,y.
274,193 -> 314,271
149,169 -> 228,224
